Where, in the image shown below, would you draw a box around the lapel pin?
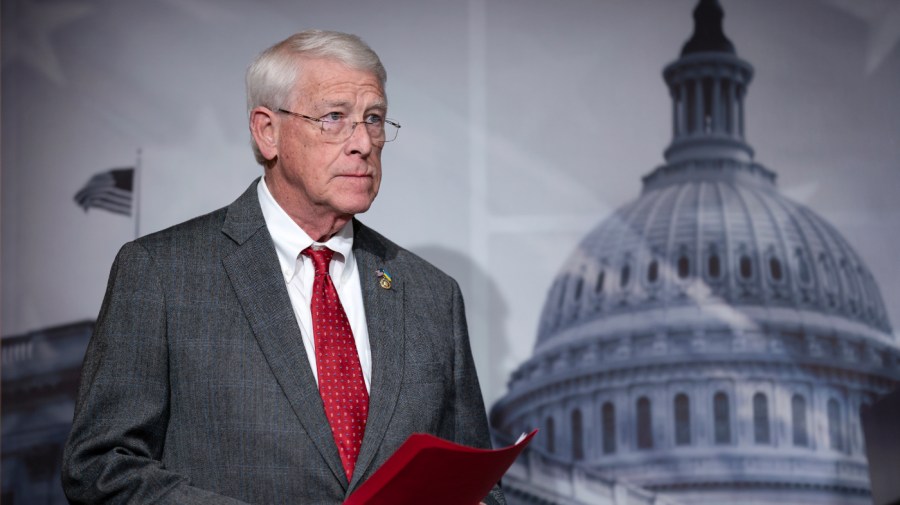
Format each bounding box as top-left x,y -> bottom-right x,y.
375,268 -> 393,290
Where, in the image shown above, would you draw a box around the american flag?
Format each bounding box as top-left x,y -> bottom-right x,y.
74,168 -> 134,216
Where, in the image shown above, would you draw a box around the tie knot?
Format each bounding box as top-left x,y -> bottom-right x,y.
302,246 -> 334,276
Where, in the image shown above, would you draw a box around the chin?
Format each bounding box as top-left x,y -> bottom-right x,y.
339,196 -> 376,216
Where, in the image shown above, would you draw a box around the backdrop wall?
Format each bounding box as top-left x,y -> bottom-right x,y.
3,0 -> 899,419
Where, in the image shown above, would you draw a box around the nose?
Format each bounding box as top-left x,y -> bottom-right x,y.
344,121 -> 375,156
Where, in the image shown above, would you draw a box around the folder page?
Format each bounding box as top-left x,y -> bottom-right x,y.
344,429 -> 537,505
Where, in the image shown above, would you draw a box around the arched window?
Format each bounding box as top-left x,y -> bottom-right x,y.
647,259 -> 659,284
739,255 -> 753,279
677,255 -> 690,279
574,277 -> 584,301
620,264 -> 631,288
753,393 -> 770,444
636,397 -> 653,450
571,409 -> 584,460
714,392 -> 731,444
602,402 -> 616,454
792,395 -> 808,447
828,398 -> 844,451
674,393 -> 691,446
596,269 -> 606,294
545,416 -> 556,453
708,253 -> 721,279
770,256 -> 783,281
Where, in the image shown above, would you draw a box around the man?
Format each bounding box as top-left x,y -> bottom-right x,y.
62,30 -> 503,505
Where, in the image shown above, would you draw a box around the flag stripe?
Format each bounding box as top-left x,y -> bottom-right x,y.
81,199 -> 131,216
75,187 -> 131,204
78,194 -> 132,210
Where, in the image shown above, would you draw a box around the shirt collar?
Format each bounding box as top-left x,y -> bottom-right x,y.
257,177 -> 355,284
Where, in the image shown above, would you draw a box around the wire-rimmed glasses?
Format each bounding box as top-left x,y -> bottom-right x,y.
277,109 -> 401,145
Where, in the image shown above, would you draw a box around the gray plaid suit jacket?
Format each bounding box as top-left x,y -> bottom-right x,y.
62,181 -> 504,505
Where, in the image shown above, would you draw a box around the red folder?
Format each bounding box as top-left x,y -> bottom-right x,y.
344,430 -> 537,505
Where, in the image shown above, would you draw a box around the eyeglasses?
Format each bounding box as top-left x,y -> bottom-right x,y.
277,109 -> 401,145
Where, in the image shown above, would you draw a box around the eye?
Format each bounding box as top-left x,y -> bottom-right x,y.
364,113 -> 384,125
321,112 -> 344,122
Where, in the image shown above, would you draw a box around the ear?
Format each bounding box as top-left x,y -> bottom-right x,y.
250,106 -> 279,162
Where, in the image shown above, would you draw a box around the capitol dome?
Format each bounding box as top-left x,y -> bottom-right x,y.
491,1 -> 900,504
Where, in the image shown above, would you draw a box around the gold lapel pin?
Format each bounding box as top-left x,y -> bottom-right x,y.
375,268 -> 393,290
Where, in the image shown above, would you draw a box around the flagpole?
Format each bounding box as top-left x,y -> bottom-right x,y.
134,148 -> 142,240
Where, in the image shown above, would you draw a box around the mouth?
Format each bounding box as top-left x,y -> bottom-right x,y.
334,174 -> 374,186
336,171 -> 373,178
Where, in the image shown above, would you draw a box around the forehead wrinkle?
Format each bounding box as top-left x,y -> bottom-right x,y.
314,98 -> 388,113
318,99 -> 352,109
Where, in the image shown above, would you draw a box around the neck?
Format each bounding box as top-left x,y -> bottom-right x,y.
283,197 -> 351,242
265,178 -> 352,242
301,215 -> 351,243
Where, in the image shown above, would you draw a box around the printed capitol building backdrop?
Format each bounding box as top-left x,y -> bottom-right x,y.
490,1 -> 900,504
2,1 -> 899,504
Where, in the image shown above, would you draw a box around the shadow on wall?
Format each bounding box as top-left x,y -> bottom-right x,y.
410,245 -> 512,406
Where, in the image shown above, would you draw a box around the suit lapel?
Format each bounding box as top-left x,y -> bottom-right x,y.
349,221 -> 405,491
220,181 -> 348,487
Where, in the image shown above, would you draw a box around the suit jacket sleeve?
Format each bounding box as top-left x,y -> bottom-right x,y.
449,281 -> 506,505
61,242 -> 249,505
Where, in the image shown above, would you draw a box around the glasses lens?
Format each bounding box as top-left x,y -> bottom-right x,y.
318,118 -> 399,144
382,121 -> 399,143
320,118 -> 346,140
364,122 -> 385,143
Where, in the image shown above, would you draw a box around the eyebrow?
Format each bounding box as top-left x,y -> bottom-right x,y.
318,99 -> 388,112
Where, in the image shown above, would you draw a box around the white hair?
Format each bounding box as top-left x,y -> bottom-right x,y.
245,30 -> 388,165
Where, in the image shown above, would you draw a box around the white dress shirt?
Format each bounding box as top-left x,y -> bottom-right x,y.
257,177 -> 372,391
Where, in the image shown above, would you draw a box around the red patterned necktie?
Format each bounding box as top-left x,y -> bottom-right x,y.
303,246 -> 369,481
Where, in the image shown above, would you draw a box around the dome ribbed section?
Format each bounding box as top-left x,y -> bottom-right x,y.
534,159 -> 892,350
